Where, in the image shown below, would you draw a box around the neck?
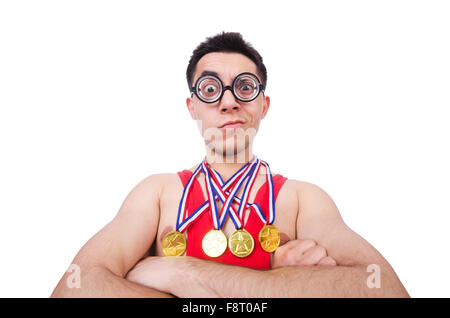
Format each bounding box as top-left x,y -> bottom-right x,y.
205,149 -> 254,182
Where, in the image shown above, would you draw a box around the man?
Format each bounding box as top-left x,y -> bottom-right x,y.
51,32 -> 409,297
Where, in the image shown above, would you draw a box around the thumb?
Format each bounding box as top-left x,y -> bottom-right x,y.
317,256 -> 337,266
279,233 -> 290,247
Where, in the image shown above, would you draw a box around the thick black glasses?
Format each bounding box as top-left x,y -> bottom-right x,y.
190,72 -> 265,104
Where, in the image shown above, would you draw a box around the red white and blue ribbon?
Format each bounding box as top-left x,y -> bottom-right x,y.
175,156 -> 277,232
202,156 -> 258,230
207,172 -> 243,229
207,157 -> 260,229
210,158 -> 262,229
209,165 -> 267,226
236,159 -> 262,223
175,163 -> 204,233
175,157 -> 254,232
210,159 -> 275,226
260,160 -> 276,225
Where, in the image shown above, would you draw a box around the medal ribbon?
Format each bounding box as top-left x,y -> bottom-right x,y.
175,157 -> 276,232
206,171 -> 243,229
260,160 -> 276,225
175,163 -> 203,232
206,157 -> 260,229
236,159 -> 262,223
208,158 -> 262,229
209,167 -> 266,225
202,156 -> 258,230
211,160 -> 275,225
175,157 -> 254,233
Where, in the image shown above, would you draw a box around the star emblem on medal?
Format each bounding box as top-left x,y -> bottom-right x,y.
229,231 -> 253,256
203,233 -> 225,254
202,230 -> 228,257
168,236 -> 184,250
162,231 -> 186,256
259,228 -> 275,248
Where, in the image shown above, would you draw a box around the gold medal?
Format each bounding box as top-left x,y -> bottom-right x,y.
228,229 -> 254,258
162,230 -> 186,256
258,224 -> 280,253
202,229 -> 228,258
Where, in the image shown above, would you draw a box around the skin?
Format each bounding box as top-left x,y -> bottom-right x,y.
51,52 -> 409,298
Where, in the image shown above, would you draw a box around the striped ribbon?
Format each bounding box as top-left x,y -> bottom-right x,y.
206,158 -> 261,229
175,156 -> 276,232
201,157 -> 258,230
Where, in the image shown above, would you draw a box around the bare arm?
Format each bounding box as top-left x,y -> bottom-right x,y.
51,174 -> 173,298
126,254 -> 405,297
294,181 -> 409,297
126,181 -> 409,297
51,265 -> 171,297
130,256 -> 400,297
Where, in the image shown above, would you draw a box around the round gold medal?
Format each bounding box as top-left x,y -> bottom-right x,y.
202,229 -> 228,258
258,225 -> 280,253
162,231 -> 186,256
228,229 -> 254,258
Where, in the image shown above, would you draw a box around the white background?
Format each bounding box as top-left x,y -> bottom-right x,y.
0,0 -> 449,297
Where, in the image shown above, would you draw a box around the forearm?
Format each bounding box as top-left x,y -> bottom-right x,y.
51,265 -> 173,298
172,258 -> 409,298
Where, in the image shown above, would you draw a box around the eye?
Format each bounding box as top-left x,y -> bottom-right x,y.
198,77 -> 222,101
198,77 -> 221,96
237,80 -> 256,97
240,84 -> 252,91
204,84 -> 217,93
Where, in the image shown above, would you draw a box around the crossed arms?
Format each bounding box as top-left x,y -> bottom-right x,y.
51,174 -> 409,297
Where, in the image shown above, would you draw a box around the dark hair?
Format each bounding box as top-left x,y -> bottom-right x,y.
186,32 -> 267,90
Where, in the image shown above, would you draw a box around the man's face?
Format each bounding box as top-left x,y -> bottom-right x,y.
186,52 -> 270,159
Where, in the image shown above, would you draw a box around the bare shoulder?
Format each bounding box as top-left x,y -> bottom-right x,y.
272,177 -> 301,209
278,178 -> 344,239
276,177 -> 335,205
284,178 -> 350,255
269,171 -> 339,214
287,178 -> 341,217
116,172 -> 182,217
129,173 -> 181,196
285,178 -> 331,196
137,166 -> 198,191
136,172 -> 179,187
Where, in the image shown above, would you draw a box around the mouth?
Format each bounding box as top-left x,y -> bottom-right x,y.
219,120 -> 245,129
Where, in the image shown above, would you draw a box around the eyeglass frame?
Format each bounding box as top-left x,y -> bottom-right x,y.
190,72 -> 265,104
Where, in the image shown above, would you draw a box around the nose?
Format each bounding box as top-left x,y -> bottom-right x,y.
218,88 -> 241,113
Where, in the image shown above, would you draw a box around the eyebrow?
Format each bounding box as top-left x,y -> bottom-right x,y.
191,70 -> 221,88
194,70 -> 262,86
200,70 -> 220,78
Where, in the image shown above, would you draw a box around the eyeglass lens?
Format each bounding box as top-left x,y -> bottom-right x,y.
196,74 -> 260,102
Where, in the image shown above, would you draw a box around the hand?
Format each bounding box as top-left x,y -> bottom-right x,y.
272,238 -> 337,269
125,256 -> 179,294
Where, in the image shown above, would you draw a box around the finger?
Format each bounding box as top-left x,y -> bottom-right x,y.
297,245 -> 328,266
279,233 -> 290,246
317,256 -> 337,266
286,239 -> 317,255
273,239 -> 319,268
277,240 -> 318,266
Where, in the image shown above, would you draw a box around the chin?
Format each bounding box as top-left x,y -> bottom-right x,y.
206,138 -> 252,164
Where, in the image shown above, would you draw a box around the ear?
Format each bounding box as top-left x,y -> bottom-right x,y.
261,95 -> 270,119
186,96 -> 196,120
